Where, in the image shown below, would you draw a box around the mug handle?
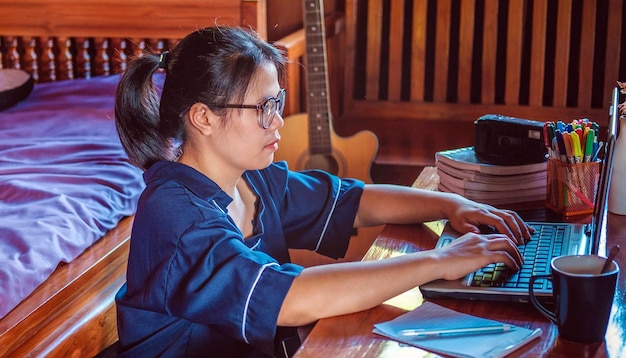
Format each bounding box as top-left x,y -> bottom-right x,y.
529,274 -> 557,324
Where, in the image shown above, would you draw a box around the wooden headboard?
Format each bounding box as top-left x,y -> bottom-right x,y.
336,0 -> 625,170
0,0 -> 266,82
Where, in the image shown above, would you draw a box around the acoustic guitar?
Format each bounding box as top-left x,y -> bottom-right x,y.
276,0 -> 380,267
274,0 -> 378,182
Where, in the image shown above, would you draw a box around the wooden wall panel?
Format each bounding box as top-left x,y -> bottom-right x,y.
337,0 -> 625,171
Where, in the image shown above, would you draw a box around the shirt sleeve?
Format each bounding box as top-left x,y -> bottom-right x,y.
264,161 -> 365,258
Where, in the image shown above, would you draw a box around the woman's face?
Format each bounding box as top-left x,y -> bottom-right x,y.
211,62 -> 284,172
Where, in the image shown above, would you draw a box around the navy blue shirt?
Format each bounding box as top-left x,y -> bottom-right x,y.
115,161 -> 364,357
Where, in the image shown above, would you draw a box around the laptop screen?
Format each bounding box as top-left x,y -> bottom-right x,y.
590,86 -> 620,254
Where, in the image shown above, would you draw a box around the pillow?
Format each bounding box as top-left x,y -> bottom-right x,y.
0,69 -> 34,110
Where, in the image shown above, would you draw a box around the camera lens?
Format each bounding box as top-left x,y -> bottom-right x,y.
498,135 -> 520,149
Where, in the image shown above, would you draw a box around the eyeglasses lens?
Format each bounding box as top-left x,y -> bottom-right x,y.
260,90 -> 285,129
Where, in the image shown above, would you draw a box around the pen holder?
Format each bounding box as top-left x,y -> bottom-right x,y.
546,159 -> 600,216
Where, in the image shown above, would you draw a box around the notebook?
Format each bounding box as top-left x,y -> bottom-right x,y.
420,87 -> 620,303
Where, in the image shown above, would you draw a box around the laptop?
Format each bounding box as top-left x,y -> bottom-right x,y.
420,87 -> 620,303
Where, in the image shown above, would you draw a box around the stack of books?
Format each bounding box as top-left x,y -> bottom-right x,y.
435,147 -> 547,205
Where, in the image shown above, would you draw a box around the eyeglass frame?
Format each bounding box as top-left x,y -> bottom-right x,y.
212,89 -> 286,129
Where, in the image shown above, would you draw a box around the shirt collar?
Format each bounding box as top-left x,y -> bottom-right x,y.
144,161 -> 233,209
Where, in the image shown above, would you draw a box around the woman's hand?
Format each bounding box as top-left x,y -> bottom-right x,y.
444,194 -> 533,245
434,231 -> 524,281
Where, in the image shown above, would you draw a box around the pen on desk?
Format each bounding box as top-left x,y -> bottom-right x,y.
551,137 -> 559,160
591,121 -> 600,134
571,131 -> 582,163
563,132 -> 574,164
592,141 -> 604,162
400,324 -> 515,338
565,180 -> 595,208
543,122 -> 552,158
575,127 -> 583,149
584,128 -> 594,162
555,130 -> 568,163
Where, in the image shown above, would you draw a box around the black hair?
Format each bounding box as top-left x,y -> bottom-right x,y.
115,26 -> 287,170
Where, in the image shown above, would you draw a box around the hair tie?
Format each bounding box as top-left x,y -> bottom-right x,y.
158,51 -> 169,69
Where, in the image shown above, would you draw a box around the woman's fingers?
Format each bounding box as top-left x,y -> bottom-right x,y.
440,233 -> 524,280
482,234 -> 524,269
477,209 -> 533,246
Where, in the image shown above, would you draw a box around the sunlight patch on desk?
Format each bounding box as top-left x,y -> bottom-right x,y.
377,340 -> 436,358
424,220 -> 445,236
384,286 -> 424,312
605,299 -> 626,355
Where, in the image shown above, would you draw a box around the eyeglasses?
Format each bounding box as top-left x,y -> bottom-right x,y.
216,89 -> 286,129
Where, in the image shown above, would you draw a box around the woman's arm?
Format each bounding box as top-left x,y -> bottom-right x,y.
353,184 -> 532,244
277,183 -> 533,326
278,230 -> 522,326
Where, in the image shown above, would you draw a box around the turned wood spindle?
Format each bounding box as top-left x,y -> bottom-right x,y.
93,38 -> 110,76
75,37 -> 92,79
56,37 -> 74,80
3,36 -> 20,70
110,38 -> 127,74
39,37 -> 56,82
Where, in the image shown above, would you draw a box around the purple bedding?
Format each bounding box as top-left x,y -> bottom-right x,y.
0,75 -> 144,318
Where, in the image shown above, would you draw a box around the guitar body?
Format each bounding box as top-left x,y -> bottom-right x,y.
277,113 -> 381,267
275,113 -> 378,183
281,0 -> 382,267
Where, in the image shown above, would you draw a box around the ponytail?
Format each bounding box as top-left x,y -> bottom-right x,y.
115,54 -> 173,171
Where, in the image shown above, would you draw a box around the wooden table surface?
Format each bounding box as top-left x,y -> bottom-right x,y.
294,167 -> 626,357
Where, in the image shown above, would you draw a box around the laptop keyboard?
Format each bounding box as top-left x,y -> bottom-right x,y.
469,223 -> 565,290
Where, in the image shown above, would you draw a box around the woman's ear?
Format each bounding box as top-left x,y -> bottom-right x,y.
187,102 -> 213,136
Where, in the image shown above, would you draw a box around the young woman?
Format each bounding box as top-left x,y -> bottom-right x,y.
114,26 -> 532,358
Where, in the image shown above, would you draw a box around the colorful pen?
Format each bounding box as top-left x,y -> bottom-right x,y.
563,132 -> 574,164
592,131 -> 599,159
543,122 -> 555,158
571,132 -> 582,163
580,127 -> 593,158
592,141 -> 604,162
575,128 -> 583,149
555,130 -> 568,163
400,324 -> 515,338
584,128 -> 594,162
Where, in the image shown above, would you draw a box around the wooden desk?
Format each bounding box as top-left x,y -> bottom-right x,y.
294,167 -> 626,357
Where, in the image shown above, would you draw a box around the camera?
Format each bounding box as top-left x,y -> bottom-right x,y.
474,114 -> 547,165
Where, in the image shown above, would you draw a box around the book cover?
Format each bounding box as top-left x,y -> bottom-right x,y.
439,182 -> 546,205
436,147 -> 547,175
437,168 -> 546,192
435,160 -> 547,185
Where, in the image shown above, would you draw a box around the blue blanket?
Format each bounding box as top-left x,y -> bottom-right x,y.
0,74 -> 145,318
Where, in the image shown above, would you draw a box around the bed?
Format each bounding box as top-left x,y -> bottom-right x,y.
0,1 -> 289,356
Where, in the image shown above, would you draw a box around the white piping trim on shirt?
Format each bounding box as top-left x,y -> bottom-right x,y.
314,177 -> 341,252
250,239 -> 261,250
281,340 -> 289,358
211,200 -> 226,214
241,262 -> 279,343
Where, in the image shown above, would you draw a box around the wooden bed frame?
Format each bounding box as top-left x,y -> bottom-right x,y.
0,1 -> 319,356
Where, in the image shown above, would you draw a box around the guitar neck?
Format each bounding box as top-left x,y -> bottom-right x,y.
303,0 -> 333,155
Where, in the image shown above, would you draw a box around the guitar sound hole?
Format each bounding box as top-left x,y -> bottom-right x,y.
305,155 -> 339,175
